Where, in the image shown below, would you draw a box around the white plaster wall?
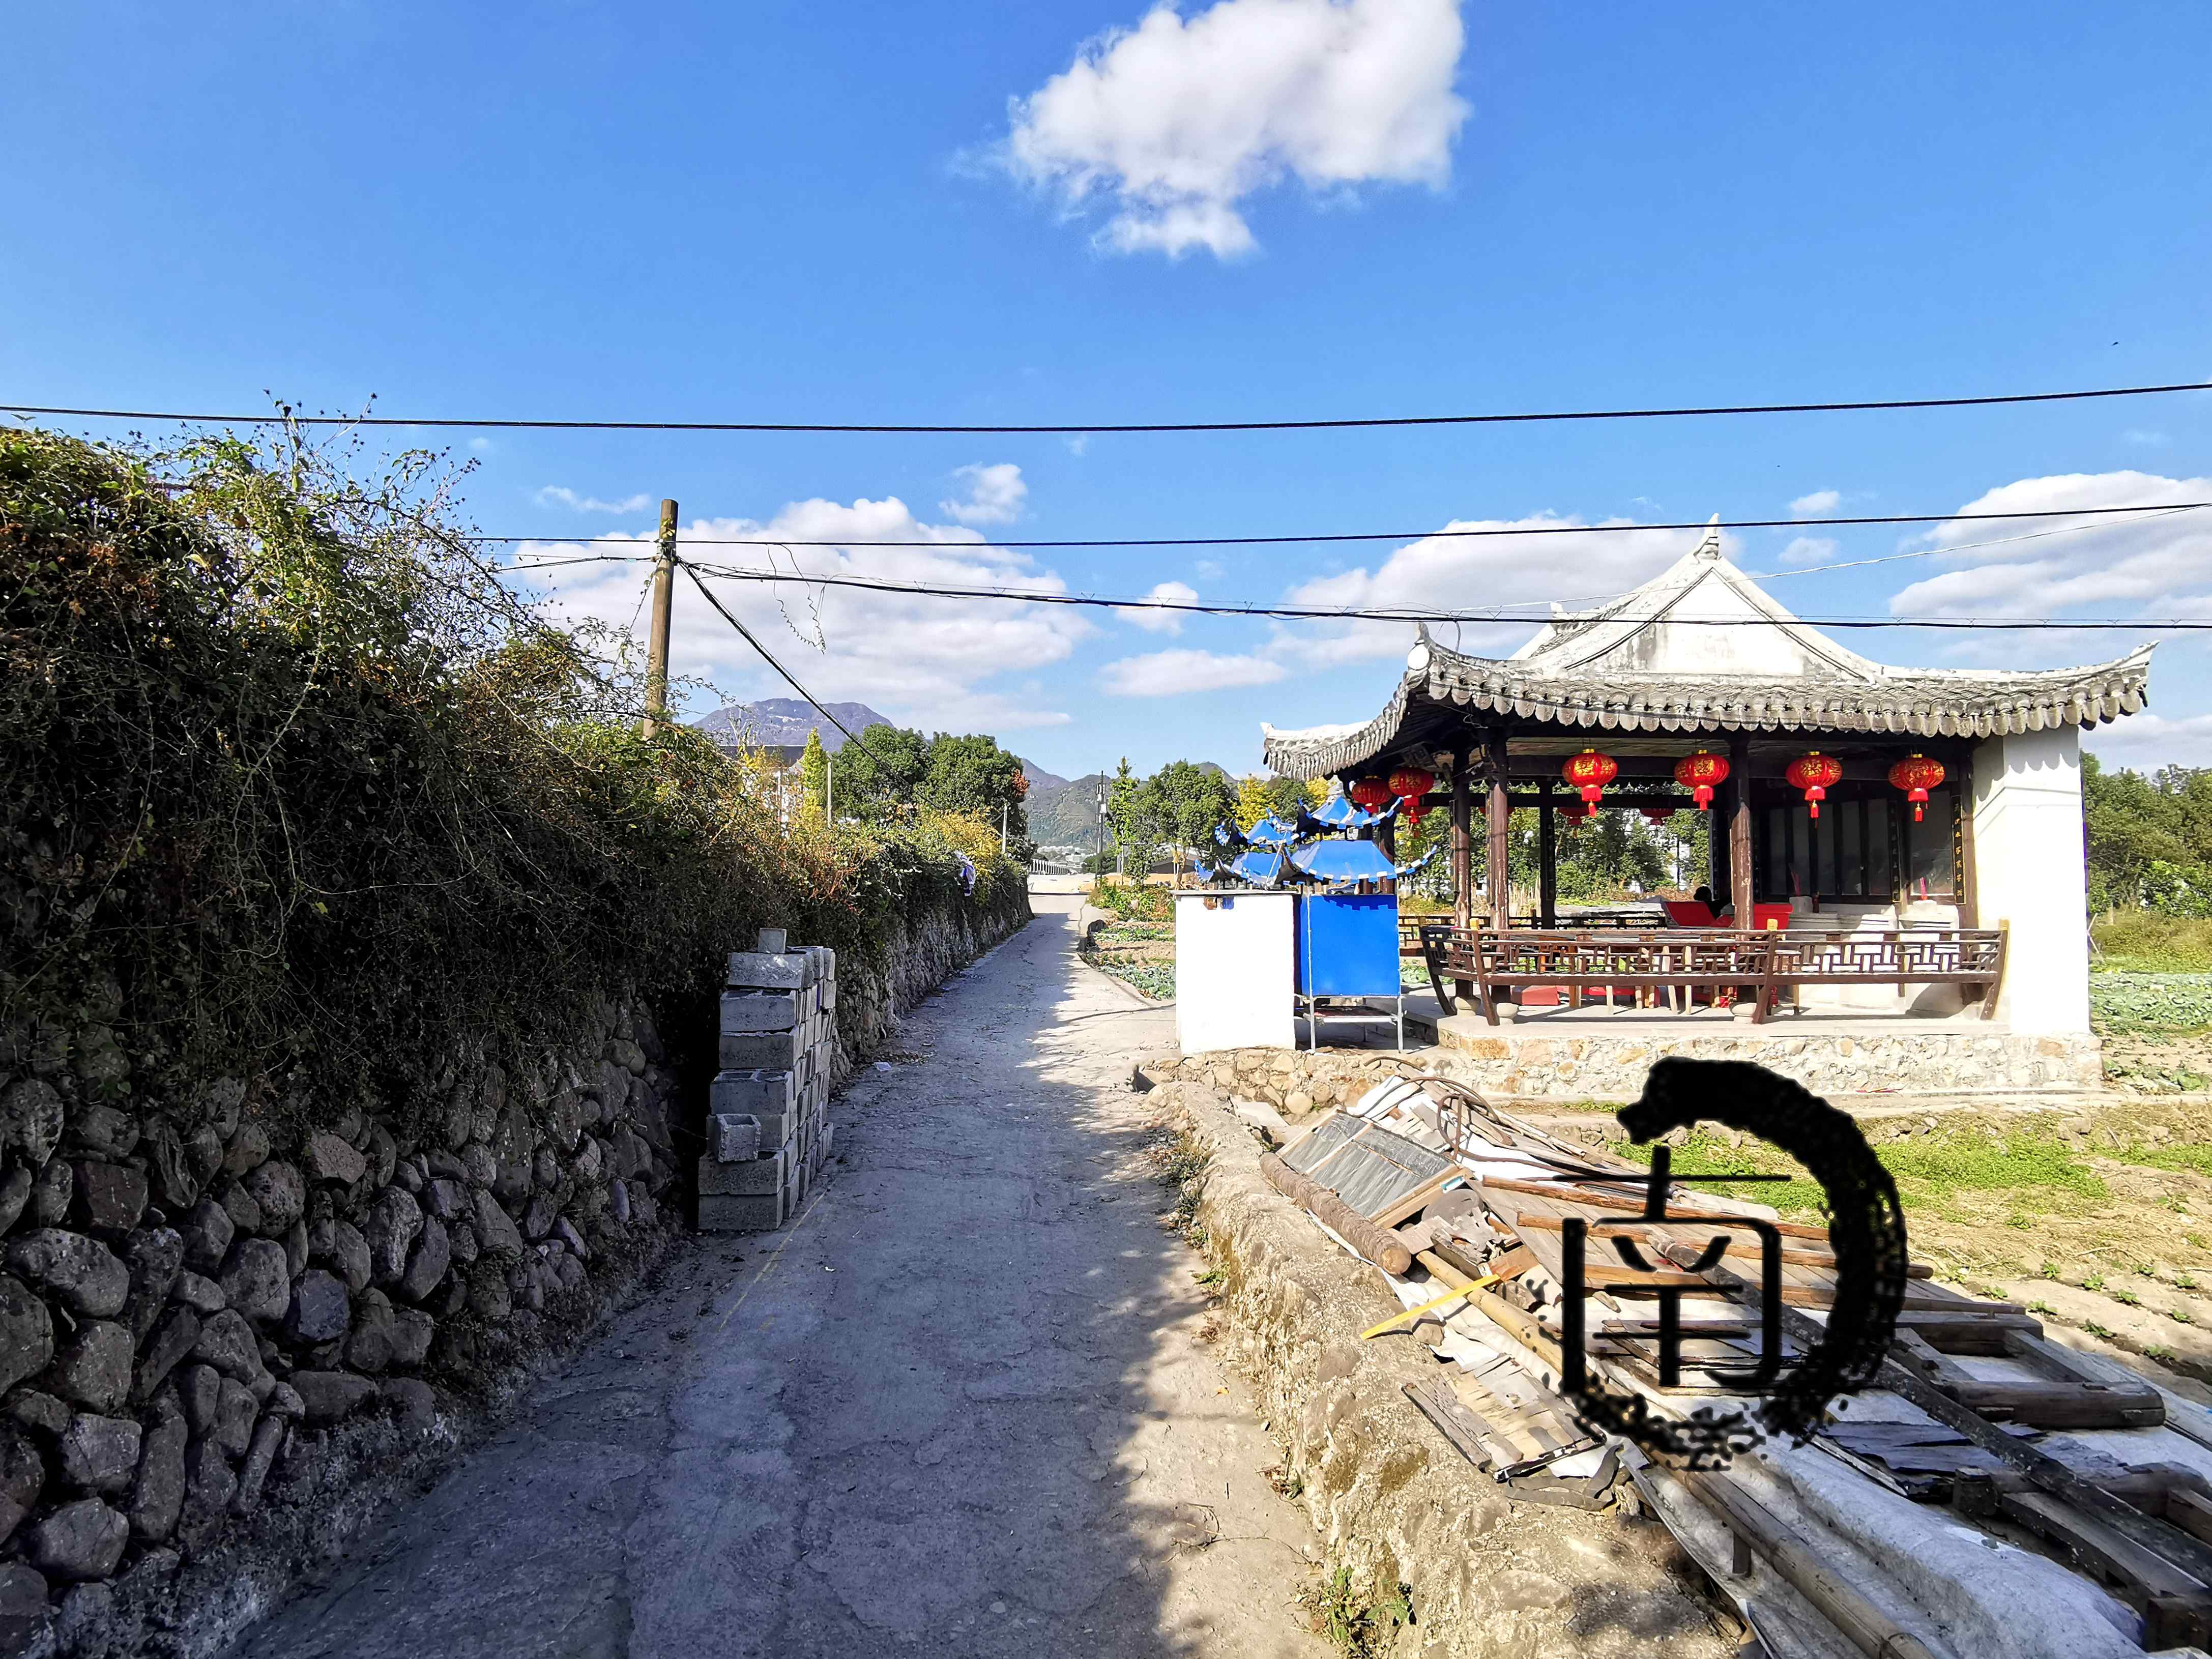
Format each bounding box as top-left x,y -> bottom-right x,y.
1971,726 -> 2091,1035
1175,891 -> 1295,1052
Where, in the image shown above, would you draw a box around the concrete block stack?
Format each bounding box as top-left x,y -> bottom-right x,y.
700,927 -> 837,1232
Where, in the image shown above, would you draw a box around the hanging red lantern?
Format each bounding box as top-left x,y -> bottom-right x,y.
1386,765 -> 1435,803
1560,748 -> 1618,807
1888,753 -> 1946,822
1785,751 -> 1844,819
1672,749 -> 1730,812
1402,800 -> 1429,828
1641,807 -> 1673,828
1346,776 -> 1394,812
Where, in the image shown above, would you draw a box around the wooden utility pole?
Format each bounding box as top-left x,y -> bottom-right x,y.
642,499 -> 677,737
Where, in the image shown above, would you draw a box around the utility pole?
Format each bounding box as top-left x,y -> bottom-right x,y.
642,498 -> 677,737
825,752 -> 834,829
1001,800 -> 1009,853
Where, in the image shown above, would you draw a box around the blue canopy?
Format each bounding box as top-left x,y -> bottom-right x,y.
1308,793 -> 1395,829
1226,849 -> 1288,887
1244,816 -> 1300,847
1290,839 -> 1399,883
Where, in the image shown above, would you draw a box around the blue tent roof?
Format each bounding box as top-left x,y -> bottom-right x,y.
1226,849 -> 1288,886
1310,793 -> 1394,829
1290,839 -> 1399,883
1245,816 -> 1300,847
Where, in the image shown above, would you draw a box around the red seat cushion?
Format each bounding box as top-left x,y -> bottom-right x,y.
1661,901 -> 1719,927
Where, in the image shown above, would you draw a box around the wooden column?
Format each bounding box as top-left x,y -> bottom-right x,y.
1707,787 -> 1730,901
1537,780 -> 1558,927
1486,723 -> 1513,935
1449,747 -> 1475,1002
1955,748 -> 1978,927
1728,732 -> 1755,925
1449,749 -> 1473,930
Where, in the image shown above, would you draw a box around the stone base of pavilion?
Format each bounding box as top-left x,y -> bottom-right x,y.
1269,994 -> 2103,1101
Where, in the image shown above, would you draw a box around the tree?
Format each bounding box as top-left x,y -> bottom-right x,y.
797,730 -> 829,821
920,732 -> 1031,858
828,726 -> 928,819
1232,775 -> 1273,832
1105,758 -> 1157,878
1263,774 -> 1312,824
1142,761 -> 1235,881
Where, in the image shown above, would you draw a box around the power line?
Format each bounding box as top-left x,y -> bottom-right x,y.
483,500 -> 2212,552
7,376 -> 2207,435
673,557 -> 883,761
680,560 -> 2212,631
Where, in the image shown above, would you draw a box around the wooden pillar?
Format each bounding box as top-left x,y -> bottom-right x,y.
1486,723 -> 1512,935
1707,788 -> 1730,901
1449,749 -> 1473,930
1448,747 -> 1476,1003
1956,748 -> 1978,927
1537,780 -> 1558,927
1728,732 -> 1755,926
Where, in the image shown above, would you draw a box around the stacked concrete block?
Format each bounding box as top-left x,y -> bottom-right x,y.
699,929 -> 839,1232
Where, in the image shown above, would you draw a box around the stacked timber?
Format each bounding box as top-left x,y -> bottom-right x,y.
1257,1074 -> 2212,1659
699,928 -> 837,1232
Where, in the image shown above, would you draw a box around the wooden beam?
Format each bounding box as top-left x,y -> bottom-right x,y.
1728,731 -> 1755,924
1450,747 -> 1473,930
1537,782 -> 1557,927
1486,724 -> 1512,965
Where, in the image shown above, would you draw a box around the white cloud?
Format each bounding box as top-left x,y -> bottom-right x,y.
1065,435 -> 1090,457
2123,429 -> 2171,447
536,486 -> 654,515
998,0 -> 1469,258
1098,648 -> 1288,695
1194,558 -> 1225,580
1271,514 -> 1720,667
1776,536 -> 1840,567
939,462 -> 1028,526
469,438 -> 492,453
1120,579 -> 1200,633
1789,488 -> 1841,515
2085,713 -> 2212,770
1888,471 -> 2212,622
514,491 -> 1089,732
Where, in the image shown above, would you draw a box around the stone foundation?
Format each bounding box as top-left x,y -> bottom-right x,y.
1156,1020 -> 2102,1106
1149,1080 -> 1729,1659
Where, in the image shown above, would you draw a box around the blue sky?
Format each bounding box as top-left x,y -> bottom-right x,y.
7,1 -> 2210,781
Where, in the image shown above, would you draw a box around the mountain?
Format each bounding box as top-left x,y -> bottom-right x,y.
1027,772 -> 1107,847
1021,758 -> 1069,793
694,698 -> 892,752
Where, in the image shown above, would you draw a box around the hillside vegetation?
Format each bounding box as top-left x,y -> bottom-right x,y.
0,426 -> 1025,1139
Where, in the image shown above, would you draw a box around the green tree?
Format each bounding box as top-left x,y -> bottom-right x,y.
830,726 -> 928,819
1105,757 -> 1157,877
920,732 -> 1032,859
798,730 -> 829,820
1232,775 -> 1273,832
1141,761 -> 1236,881
1264,774 -> 1313,824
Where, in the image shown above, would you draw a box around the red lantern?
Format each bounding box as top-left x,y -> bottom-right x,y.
1402,801 -> 1428,828
1642,807 -> 1672,828
1386,765 -> 1435,802
1673,749 -> 1729,812
1785,751 -> 1844,819
1888,754 -> 1946,822
1346,776 -> 1394,812
1560,748 -> 1618,807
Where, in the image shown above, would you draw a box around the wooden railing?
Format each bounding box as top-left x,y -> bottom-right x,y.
1412,923 -> 2007,1027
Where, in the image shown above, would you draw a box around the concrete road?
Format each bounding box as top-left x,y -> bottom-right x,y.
231,898 -> 1331,1659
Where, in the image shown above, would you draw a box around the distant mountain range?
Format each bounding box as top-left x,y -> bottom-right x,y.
693,698 -> 891,752
693,702 -> 1239,847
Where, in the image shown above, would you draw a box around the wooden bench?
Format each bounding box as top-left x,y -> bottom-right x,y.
1414,924 -> 2007,1026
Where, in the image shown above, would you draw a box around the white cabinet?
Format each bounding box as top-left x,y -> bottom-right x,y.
1174,890 -> 1294,1053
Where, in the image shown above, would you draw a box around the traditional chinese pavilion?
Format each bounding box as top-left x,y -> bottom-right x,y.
1261,527 -> 2152,1040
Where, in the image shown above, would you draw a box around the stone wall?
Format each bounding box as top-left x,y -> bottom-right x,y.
0,890 -> 1030,1658
1159,1020 -> 2103,1105
1150,1080 -> 1729,1659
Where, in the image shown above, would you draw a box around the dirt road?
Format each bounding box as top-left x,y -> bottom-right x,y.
229,898 -> 1332,1658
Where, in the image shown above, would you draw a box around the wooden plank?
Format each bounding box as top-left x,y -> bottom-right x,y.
1371,1168 -> 1462,1229
1998,1489 -> 2211,1607
2169,1490 -> 2212,1549
1402,1378 -> 1496,1471
1504,1211 -> 1935,1277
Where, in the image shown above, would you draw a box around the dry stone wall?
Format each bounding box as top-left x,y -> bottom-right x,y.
0,994 -> 683,1656
0,884 -> 1030,1657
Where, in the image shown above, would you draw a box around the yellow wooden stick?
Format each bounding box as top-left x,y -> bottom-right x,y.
1361,1272 -> 1502,1340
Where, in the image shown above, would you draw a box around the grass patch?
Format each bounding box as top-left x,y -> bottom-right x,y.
2121,1142 -> 2212,1178
1300,1568 -> 1412,1659
1620,1127 -> 2108,1221
2093,913 -> 2212,974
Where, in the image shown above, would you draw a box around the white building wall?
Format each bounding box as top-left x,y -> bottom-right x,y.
1970,726 -> 2091,1035
1175,891 -> 1295,1052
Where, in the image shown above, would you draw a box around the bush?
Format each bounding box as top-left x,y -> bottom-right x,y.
0,427 -> 1024,1138
2092,912 -> 2212,973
